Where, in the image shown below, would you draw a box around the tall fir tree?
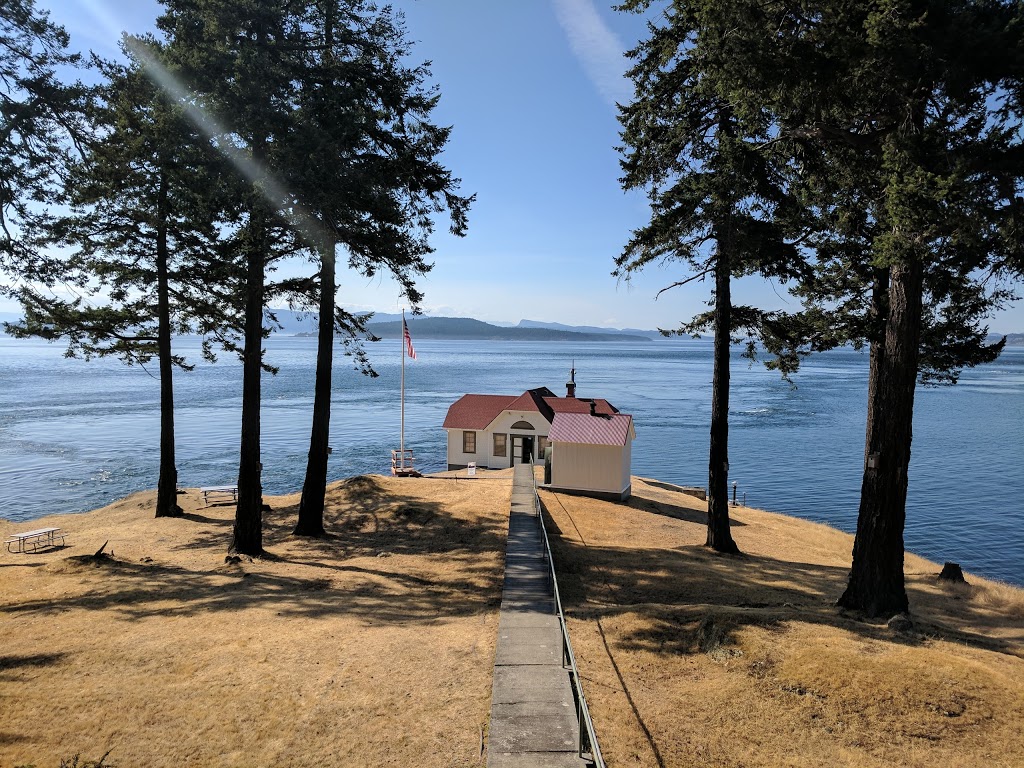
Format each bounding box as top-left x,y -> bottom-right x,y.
287,0 -> 471,537
6,40 -> 234,519
617,0 -> 807,553
0,0 -> 86,281
714,0 -> 1024,614
157,0 -> 470,551
158,0 -> 308,555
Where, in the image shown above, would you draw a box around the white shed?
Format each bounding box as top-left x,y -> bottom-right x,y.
546,411 -> 636,501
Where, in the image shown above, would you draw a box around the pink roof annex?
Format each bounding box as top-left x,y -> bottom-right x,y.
548,412 -> 634,446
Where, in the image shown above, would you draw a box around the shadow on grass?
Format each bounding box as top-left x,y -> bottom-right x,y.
180,512 -> 227,525
540,497 -> 1022,660
5,476 -> 507,627
0,652 -> 66,674
0,562 -> 51,569
625,494 -> 746,527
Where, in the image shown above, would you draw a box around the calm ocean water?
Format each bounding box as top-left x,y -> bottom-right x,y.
1,334 -> 1022,585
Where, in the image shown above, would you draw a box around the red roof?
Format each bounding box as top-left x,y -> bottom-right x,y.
506,387 -> 557,417
443,389 -> 624,431
548,413 -> 634,446
442,394 -> 518,429
544,397 -> 617,415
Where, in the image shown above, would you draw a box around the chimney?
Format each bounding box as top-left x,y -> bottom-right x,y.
589,399 -> 597,416
566,362 -> 576,398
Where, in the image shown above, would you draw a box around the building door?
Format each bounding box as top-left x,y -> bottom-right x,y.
511,435 -> 535,466
521,436 -> 534,465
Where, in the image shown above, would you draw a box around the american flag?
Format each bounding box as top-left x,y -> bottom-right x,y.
403,319 -> 417,360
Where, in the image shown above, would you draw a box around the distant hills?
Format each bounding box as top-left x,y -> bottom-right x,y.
364,316 -> 653,342
186,310 -> 1024,346
4,307 -> 1023,345
515,318 -> 661,337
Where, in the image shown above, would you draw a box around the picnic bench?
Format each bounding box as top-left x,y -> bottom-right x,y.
200,486 -> 238,506
5,527 -> 65,554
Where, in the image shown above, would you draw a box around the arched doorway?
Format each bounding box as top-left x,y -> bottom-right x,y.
510,421 -> 535,466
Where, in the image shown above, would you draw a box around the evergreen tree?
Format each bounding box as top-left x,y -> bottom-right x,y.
6,40 -> 234,519
287,1 -> 471,537
718,0 -> 1024,615
157,0 -> 310,555
157,0 -> 470,552
0,0 -> 86,279
617,0 -> 806,553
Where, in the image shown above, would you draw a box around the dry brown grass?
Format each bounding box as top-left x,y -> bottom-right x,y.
0,473 -> 511,768
541,477 -> 1024,768
5,469 -> 1020,768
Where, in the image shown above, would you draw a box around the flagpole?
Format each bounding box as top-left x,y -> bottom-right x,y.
400,309 -> 406,469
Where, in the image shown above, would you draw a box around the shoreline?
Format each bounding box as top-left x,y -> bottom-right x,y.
5,470 -> 1022,590
3,337 -> 1022,586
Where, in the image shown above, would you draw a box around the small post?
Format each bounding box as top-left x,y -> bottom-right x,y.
732,481 -> 738,506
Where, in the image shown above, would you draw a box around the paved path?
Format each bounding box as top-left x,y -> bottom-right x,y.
486,464 -> 591,768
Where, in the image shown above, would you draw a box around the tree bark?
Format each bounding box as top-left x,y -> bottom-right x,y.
295,234 -> 335,537
706,231 -> 740,554
154,170 -> 182,518
295,4 -> 337,538
862,266 -> 889,462
232,136 -> 268,556
838,260 -> 923,616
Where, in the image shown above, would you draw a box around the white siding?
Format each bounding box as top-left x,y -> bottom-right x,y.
490,410 -> 548,465
446,427 -> 516,469
446,409 -> 554,468
446,428 -> 488,468
550,442 -> 629,495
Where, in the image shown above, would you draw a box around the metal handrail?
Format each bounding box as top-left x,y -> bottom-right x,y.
528,464 -> 606,767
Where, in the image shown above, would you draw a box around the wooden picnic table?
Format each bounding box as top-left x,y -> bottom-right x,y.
200,486 -> 238,506
5,527 -> 65,554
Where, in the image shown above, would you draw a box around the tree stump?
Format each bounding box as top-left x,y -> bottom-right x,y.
938,562 -> 968,584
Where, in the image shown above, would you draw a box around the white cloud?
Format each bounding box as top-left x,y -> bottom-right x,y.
552,0 -> 632,106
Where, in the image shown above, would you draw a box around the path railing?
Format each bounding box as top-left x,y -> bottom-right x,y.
528,465 -> 606,767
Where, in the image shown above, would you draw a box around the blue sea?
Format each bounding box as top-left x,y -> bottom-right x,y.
1,334 -> 1022,585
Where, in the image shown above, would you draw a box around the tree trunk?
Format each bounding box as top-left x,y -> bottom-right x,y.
706,235 -> 740,554
295,234 -> 335,537
838,260 -> 923,616
154,171 -> 181,518
295,5 -> 337,538
862,267 -> 889,462
232,140 -> 268,556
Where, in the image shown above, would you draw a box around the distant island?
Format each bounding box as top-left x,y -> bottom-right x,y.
304,316 -> 655,342
3,308 -> 1023,344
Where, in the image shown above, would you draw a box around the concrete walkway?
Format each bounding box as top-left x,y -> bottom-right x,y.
486,464 -> 591,768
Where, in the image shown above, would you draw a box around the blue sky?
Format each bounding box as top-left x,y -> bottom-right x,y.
20,0 -> 1024,333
